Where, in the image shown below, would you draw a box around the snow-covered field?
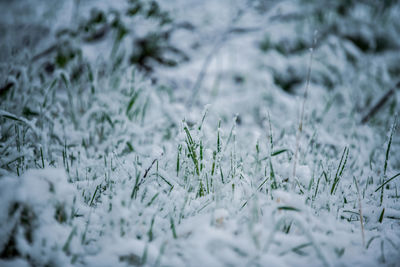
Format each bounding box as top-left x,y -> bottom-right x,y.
1,0 -> 400,266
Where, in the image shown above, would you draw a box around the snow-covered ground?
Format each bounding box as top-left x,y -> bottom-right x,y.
1,0 -> 400,266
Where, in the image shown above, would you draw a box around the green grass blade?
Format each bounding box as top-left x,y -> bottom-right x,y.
170,216 -> 177,239
277,206 -> 301,212
331,147 -> 349,195
271,149 -> 288,157
378,208 -> 385,223
380,117 -> 397,205
375,172 -> 400,192
384,117 -> 397,176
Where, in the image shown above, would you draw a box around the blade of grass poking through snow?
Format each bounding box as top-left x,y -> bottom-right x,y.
379,208 -> 385,223
375,172 -> 400,192
126,90 -> 140,115
141,156 -> 161,184
331,146 -> 349,195
147,215 -> 155,242
380,117 -> 397,205
198,105 -> 209,131
200,140 -> 203,171
270,159 -> 277,189
62,226 -> 77,254
217,120 -> 221,153
90,185 -> 100,206
141,244 -> 148,265
220,165 -> 224,183
131,171 -> 141,199
267,113 -> 277,188
292,40 -> 315,183
170,216 -> 177,239
42,78 -> 57,107
271,149 -> 288,157
0,109 -> 39,137
141,96 -> 149,124
241,177 -> 270,210
223,115 -> 237,153
157,173 -> 173,188
176,144 -> 182,177
277,206 -> 301,212
40,147 -> 45,168
184,126 -> 200,176
0,110 -> 24,122
211,151 -> 216,176
280,242 -> 312,256
146,193 -> 159,207
366,236 -> 380,250
257,177 -> 269,191
380,240 -> 385,263
313,172 -> 322,200
384,117 -> 397,176
211,121 -> 221,176
353,176 -> 365,247
267,112 -> 274,150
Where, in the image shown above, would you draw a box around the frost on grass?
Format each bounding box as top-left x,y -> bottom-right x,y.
1,0 -> 400,266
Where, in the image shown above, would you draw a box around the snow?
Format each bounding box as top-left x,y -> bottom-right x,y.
1,0 -> 400,266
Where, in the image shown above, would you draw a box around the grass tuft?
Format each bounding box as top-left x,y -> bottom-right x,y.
331,147 -> 349,195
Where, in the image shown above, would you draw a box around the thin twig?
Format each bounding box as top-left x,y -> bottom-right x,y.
361,81 -> 400,124
138,153 -> 164,187
292,39 -> 316,183
31,44 -> 58,62
353,176 -> 365,248
143,158 -> 158,179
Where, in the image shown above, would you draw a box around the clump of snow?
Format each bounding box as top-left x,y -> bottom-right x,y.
0,169 -> 79,265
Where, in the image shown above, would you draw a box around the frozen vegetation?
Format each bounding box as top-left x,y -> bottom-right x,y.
1,0 -> 400,266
